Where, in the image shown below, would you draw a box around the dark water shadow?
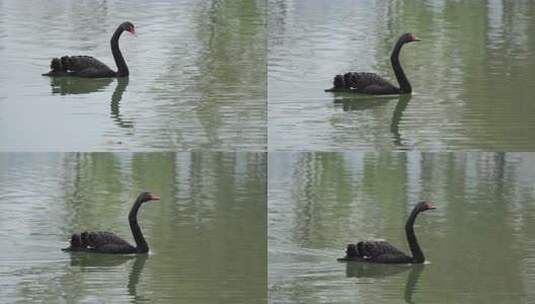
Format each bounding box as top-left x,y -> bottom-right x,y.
67,253 -> 148,301
390,94 -> 412,147
48,77 -> 132,129
332,93 -> 412,147
403,265 -> 424,304
332,93 -> 396,111
127,255 -> 149,302
343,263 -> 424,304
110,77 -> 134,129
344,261 -> 411,278
68,251 -> 135,267
49,77 -> 113,95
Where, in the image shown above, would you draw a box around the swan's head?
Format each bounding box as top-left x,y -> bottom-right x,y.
120,21 -> 136,35
139,192 -> 160,203
416,201 -> 436,212
400,33 -> 420,44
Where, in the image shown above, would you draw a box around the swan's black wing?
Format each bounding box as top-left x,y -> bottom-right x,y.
345,73 -> 394,89
340,240 -> 412,263
358,241 -> 412,263
64,231 -> 136,254
91,243 -> 137,254
327,72 -> 400,94
358,240 -> 407,257
44,56 -> 115,77
82,231 -> 133,248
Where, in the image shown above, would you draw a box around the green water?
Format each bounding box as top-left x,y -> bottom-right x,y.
3,1 -> 535,303
269,152 -> 535,303
0,0 -> 266,151
0,153 -> 266,303
268,0 -> 535,150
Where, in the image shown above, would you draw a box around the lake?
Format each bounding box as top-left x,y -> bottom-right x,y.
0,0 -> 266,151
268,0 -> 535,150
269,152 -> 535,303
0,152 -> 267,303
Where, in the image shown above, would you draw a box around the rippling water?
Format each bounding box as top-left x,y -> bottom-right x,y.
268,0 -> 535,150
269,152 -> 535,303
0,153 -> 267,303
0,0 -> 266,151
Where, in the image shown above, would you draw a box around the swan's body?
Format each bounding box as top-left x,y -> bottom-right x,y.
326,33 -> 420,95
63,192 -> 159,254
43,22 -> 135,78
339,201 -> 435,264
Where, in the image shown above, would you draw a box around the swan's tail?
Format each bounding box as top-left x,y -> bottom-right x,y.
337,243 -> 363,261
346,243 -> 361,258
325,74 -> 348,92
42,56 -> 70,76
61,233 -> 84,251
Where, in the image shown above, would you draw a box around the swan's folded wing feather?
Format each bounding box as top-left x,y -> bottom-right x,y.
371,253 -> 413,264
344,72 -> 395,90
359,84 -> 399,95
359,240 -> 409,259
84,231 -> 133,248
61,56 -> 113,73
92,243 -> 136,254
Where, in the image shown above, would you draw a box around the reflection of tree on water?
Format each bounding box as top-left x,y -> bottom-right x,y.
49,77 -> 113,95
344,262 -> 424,304
110,77 -> 133,129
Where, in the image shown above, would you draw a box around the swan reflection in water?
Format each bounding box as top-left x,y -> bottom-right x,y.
48,76 -> 133,129
68,253 -> 148,301
110,77 -> 133,129
333,93 -> 412,147
49,77 -> 113,95
389,94 -> 411,147
344,263 -> 424,304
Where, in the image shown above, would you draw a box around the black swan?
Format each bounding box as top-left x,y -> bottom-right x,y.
63,192 -> 159,254
338,201 -> 435,264
326,33 -> 420,95
43,22 -> 135,78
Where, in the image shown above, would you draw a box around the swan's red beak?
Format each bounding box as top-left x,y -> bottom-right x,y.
148,194 -> 160,201
425,202 -> 436,210
127,28 -> 136,35
410,35 -> 421,42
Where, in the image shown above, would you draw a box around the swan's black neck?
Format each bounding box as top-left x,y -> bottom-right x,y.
111,26 -> 129,77
390,40 -> 411,94
405,207 -> 424,263
129,196 -> 148,253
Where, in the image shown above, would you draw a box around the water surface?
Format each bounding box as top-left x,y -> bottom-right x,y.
0,152 -> 267,303
268,0 -> 535,150
269,152 -> 535,303
0,0 -> 266,151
